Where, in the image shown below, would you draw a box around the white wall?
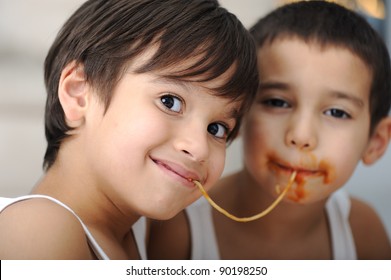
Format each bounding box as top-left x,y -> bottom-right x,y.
0,0 -> 83,196
1,0 -> 390,241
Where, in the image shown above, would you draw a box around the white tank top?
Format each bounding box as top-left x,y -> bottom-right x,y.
0,195 -> 147,260
186,189 -> 357,259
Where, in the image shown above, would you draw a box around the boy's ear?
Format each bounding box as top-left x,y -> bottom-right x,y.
362,117 -> 391,165
58,61 -> 89,128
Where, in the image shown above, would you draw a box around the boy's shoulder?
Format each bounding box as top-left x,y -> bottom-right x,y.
349,196 -> 391,259
0,196 -> 93,259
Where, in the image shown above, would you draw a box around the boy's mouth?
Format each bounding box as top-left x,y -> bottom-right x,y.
151,157 -> 203,186
270,161 -> 325,178
268,156 -> 334,202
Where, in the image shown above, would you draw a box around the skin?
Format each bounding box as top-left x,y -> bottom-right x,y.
244,38 -> 373,204
0,52 -> 242,259
148,38 -> 391,260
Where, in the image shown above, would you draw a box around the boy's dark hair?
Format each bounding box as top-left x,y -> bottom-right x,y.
250,0 -> 391,134
43,0 -> 258,170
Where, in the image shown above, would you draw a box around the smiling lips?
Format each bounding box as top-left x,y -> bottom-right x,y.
152,158 -> 202,185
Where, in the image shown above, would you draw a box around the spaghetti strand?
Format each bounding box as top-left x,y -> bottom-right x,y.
193,171 -> 297,222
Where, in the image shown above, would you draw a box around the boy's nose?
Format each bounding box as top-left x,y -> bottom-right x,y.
174,123 -> 209,163
285,114 -> 317,151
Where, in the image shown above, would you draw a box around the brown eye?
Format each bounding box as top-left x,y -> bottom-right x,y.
161,94 -> 182,112
263,98 -> 290,108
207,123 -> 227,139
324,108 -> 351,119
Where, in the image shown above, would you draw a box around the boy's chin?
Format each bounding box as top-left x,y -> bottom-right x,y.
284,188 -> 335,205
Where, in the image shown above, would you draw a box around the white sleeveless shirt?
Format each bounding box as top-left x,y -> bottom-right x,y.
186,189 -> 357,259
0,195 -> 147,260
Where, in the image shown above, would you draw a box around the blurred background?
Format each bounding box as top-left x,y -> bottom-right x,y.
1,0 -> 390,241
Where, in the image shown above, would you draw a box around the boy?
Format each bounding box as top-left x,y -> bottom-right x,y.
0,0 -> 258,259
148,1 -> 391,259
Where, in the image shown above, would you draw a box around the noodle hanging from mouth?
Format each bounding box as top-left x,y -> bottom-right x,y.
193,171 -> 297,222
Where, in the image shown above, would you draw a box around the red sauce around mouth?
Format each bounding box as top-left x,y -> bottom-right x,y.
288,172 -> 306,202
319,160 -> 335,184
268,152 -> 335,202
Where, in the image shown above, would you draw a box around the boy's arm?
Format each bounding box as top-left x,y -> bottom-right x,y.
349,197 -> 391,259
0,199 -> 94,259
147,210 -> 191,259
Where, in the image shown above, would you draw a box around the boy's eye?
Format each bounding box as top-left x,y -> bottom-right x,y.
207,123 -> 228,139
161,94 -> 182,113
324,108 -> 351,119
262,98 -> 290,108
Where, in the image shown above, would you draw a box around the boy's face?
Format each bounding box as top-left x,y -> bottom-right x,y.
243,38 -> 373,204
81,62 -> 240,219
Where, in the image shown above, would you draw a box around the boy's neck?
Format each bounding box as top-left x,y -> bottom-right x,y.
33,162 -> 141,239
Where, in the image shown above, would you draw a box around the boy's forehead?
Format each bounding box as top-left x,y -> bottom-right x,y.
259,36 -> 371,72
257,37 -> 372,101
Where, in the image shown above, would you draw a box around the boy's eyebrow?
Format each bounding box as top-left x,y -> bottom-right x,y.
151,76 -> 194,91
258,81 -> 288,91
225,107 -> 240,121
328,91 -> 365,108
